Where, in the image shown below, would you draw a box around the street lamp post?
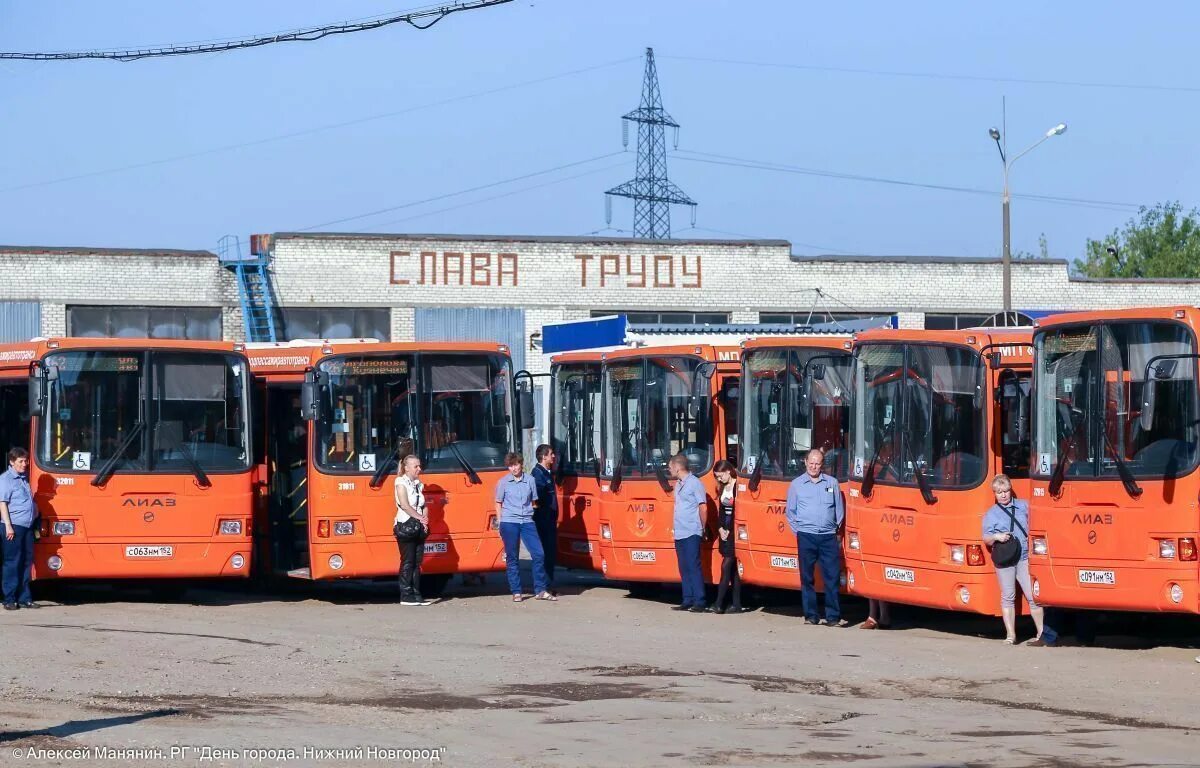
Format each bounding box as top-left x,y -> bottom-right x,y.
989,122 -> 1067,323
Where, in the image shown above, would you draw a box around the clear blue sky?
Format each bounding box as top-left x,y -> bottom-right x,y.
1,1 -> 1196,260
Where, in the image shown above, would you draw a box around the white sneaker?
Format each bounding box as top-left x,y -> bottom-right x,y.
401,599 -> 432,606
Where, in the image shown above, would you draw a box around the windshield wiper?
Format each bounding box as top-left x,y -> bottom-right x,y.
91,421 -> 145,487
369,448 -> 400,489
913,464 -> 938,505
446,441 -> 481,485
653,461 -> 672,493
1047,442 -> 1071,498
155,426 -> 212,489
1102,430 -> 1143,498
747,450 -> 767,492
859,422 -> 896,499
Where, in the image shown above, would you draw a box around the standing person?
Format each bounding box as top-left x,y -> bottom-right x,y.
786,448 -> 846,627
983,474 -> 1045,646
495,452 -> 553,602
709,460 -> 743,614
860,599 -> 891,629
393,454 -> 431,607
0,448 -> 37,611
669,453 -> 708,613
531,444 -> 559,596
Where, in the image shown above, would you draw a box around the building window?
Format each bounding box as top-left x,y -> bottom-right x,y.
279,307 -> 389,341
760,311 -> 885,326
924,313 -> 1033,330
68,306 -> 222,340
592,310 -> 729,326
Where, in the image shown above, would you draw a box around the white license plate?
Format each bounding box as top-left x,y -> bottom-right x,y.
423,542 -> 448,554
631,550 -> 656,563
884,566 -> 915,583
770,555 -> 798,570
125,545 -> 173,558
1078,569 -> 1116,585
571,541 -> 594,554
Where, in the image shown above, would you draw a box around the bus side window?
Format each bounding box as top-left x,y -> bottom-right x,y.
720,378 -> 740,466
1000,373 -> 1031,478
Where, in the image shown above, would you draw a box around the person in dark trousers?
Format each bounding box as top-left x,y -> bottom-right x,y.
495,452 -> 554,602
531,444 -> 559,595
786,448 -> 846,626
0,447 -> 37,610
669,453 -> 708,613
393,454 -> 431,606
709,460 -> 743,614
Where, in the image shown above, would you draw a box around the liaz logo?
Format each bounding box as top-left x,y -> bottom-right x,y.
627,503 -> 655,514
1072,513 -> 1113,525
122,497 -> 177,508
766,504 -> 786,516
880,512 -> 914,526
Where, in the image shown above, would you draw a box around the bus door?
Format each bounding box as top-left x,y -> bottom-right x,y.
265,383 -> 308,576
996,368 -> 1031,481
717,375 -> 740,466
551,362 -> 602,568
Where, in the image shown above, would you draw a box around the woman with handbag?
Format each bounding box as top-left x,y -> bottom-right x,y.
708,460 -> 743,614
982,474 -> 1045,645
394,454 -> 432,606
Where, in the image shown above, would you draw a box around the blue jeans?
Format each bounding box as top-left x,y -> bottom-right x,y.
499,521 -> 548,596
797,531 -> 841,622
2,524 -> 35,605
534,512 -> 557,589
674,535 -> 705,607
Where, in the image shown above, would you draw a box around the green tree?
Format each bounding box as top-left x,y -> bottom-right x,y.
1074,201 -> 1200,278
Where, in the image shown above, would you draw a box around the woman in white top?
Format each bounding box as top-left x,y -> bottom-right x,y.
394,454 -> 431,606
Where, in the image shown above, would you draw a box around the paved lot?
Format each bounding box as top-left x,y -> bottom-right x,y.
1,566 -> 1198,768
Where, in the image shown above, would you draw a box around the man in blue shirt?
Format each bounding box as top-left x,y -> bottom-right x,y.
0,447 -> 37,610
670,453 -> 708,612
494,451 -> 552,602
531,444 -> 559,595
785,448 -> 846,626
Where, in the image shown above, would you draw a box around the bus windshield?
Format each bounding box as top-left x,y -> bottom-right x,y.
1033,322 -> 1199,480
315,353 -> 513,474
603,356 -> 713,477
552,362 -> 601,476
40,350 -> 250,473
741,348 -> 852,480
853,343 -> 986,489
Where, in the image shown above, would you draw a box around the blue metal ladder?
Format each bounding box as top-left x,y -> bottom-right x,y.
218,234 -> 279,342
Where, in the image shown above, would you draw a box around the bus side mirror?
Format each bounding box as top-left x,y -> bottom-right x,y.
1140,380 -> 1157,432
28,368 -> 45,416
989,352 -> 1003,370
300,370 -> 318,421
517,389 -> 536,431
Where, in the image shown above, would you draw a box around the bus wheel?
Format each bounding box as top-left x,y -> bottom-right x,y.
420,574 -> 453,599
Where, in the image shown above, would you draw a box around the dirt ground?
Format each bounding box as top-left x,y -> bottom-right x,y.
1,564 -> 1198,768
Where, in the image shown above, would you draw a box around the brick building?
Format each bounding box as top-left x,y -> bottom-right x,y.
3,232 -> 1199,375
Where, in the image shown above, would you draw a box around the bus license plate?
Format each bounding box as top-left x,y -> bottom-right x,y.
770,555 -> 798,570
126,545 -> 173,558
884,566 -> 915,583
631,550 -> 656,563
1078,569 -> 1116,585
423,542 -> 448,554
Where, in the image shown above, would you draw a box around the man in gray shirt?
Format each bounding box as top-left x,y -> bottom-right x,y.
785,448 -> 846,626
670,453 -> 707,613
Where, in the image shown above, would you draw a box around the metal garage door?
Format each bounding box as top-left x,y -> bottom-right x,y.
414,307 -> 526,372
0,302 -> 40,342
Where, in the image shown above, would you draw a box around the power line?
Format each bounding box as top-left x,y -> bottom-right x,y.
671,149 -> 1143,212
297,152 -> 626,231
0,1 -> 513,61
660,54 -> 1200,95
0,56 -> 638,194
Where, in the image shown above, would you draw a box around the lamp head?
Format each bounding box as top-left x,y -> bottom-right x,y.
1047,123 -> 1067,137
989,127 -> 1001,141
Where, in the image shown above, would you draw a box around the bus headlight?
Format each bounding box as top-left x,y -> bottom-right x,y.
52,521 -> 75,536
219,520 -> 242,535
737,524 -> 748,541
333,521 -> 354,536
1032,537 -> 1048,556
1159,539 -> 1177,559
848,531 -> 860,551
47,555 -> 63,571
950,545 -> 965,565
1169,583 -> 1184,604
231,554 -> 245,570
328,554 -> 344,571
601,523 -> 612,540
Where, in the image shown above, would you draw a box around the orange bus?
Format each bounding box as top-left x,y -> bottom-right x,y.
22,338 -> 254,581
735,336 -> 853,589
549,351 -> 604,571
248,341 -> 520,591
1029,306 -> 1200,613
596,345 -> 740,585
843,328 -> 1033,614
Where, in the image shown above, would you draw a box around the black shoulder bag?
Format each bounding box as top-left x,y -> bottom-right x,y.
989,504 -> 1026,569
